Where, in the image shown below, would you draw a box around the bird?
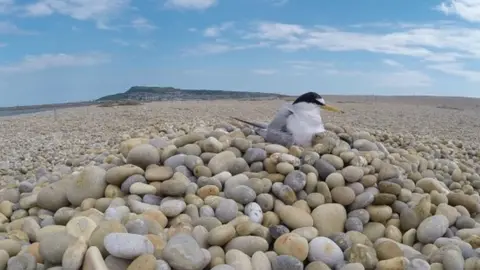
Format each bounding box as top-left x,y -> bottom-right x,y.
231,92 -> 344,147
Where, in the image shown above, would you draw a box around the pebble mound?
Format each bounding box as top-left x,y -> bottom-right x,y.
1,100 -> 480,270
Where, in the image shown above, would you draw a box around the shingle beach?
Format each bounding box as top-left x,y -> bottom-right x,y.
1,97 -> 480,269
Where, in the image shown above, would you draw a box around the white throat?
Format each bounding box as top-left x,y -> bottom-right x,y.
292,102 -> 324,122
286,102 -> 326,146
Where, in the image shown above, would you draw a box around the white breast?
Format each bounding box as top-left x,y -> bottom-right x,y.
286,103 -> 326,147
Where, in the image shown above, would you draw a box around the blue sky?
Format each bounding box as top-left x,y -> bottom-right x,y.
2,0 -> 480,106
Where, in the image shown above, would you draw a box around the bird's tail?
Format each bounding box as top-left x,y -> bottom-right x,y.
230,117 -> 268,129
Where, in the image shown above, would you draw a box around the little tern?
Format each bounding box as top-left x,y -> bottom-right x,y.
231,92 -> 343,147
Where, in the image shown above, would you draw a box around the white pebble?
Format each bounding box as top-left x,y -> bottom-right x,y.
245,202 -> 263,224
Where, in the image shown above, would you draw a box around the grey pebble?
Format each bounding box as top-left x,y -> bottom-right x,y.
272,255 -> 303,270
164,154 -> 186,169
269,225 -> 290,239
18,182 -> 34,193
215,198 -> 238,223
456,216 -> 476,229
348,192 -> 374,211
314,159 -> 336,180
104,233 -> 154,259
417,215 -> 449,244
162,234 -> 206,270
7,253 -> 36,270
125,219 -> 149,235
329,232 -> 352,251
143,194 -> 162,205
347,209 -> 370,225
243,148 -> 267,164
284,171 -> 307,192
225,185 -> 256,205
345,217 -> 363,232
200,205 -> 215,218
256,194 -> 274,212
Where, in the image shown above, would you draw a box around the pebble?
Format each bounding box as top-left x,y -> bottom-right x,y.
416,215 -> 449,244
272,255 -> 303,270
311,203 -> 347,236
104,233 -> 154,259
163,234 -> 207,270
225,236 -> 269,256
274,233 -> 309,261
308,236 -> 344,267
215,199 -> 238,223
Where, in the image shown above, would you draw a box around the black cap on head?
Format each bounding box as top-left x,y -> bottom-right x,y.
292,92 -> 324,105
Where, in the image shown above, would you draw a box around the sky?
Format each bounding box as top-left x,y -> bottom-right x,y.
2,0 -> 480,106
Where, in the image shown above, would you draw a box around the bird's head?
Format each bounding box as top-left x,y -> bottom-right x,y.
292,92 -> 344,113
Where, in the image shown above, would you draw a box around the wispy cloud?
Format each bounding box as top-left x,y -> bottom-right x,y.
203,22 -> 234,37
183,41 -> 269,55
130,17 -> 156,32
164,0 -> 217,10
0,42 -> 6,47
0,52 -> 110,73
252,69 -> 277,75
112,38 -> 153,49
382,59 -> 403,67
286,60 -> 333,70
428,62 -> 480,81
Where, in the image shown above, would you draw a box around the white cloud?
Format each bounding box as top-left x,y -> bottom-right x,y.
203,22 -> 233,37
131,17 -> 156,31
24,0 -> 130,28
240,21 -> 480,66
428,62 -> 480,81
183,42 -> 269,55
382,59 -> 403,67
165,0 -> 217,10
286,60 -> 333,70
436,0 -> 480,22
0,52 -> 110,73
0,42 -> 6,47
112,39 -> 152,49
246,22 -> 306,41
252,69 -> 277,75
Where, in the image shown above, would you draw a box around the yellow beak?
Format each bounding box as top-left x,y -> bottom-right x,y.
321,104 -> 344,113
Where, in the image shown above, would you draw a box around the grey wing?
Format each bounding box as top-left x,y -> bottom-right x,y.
263,103 -> 295,146
267,103 -> 294,132
265,128 -> 295,147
